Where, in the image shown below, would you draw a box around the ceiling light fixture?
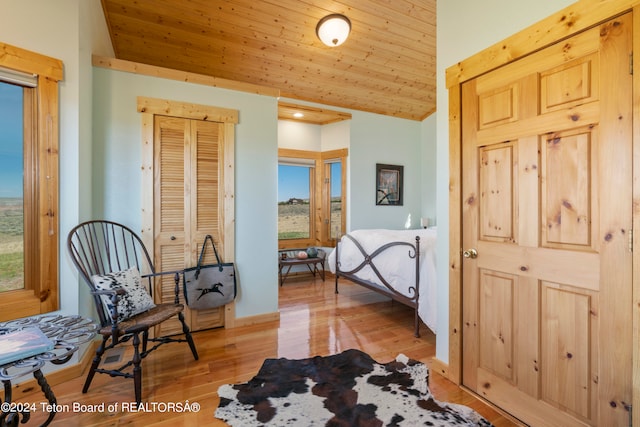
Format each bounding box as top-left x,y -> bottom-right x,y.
316,14 -> 351,47
293,112 -> 304,118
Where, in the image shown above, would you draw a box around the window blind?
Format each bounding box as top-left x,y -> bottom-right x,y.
0,67 -> 37,87
278,157 -> 315,167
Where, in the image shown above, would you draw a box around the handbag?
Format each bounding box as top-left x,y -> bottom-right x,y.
183,235 -> 236,310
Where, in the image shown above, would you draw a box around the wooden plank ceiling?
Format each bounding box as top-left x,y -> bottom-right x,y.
101,0 -> 436,122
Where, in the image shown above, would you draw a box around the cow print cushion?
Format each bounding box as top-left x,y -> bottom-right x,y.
91,267 -> 156,322
215,348 -> 493,426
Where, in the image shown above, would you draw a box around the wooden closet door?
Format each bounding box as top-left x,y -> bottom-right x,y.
461,14 -> 632,427
188,119 -> 226,331
154,116 -> 225,335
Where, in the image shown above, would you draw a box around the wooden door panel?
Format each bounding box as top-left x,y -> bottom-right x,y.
478,84 -> 518,128
479,144 -> 515,241
541,128 -> 597,250
462,13 -> 632,426
193,121 -> 221,235
474,27 -> 599,96
476,103 -> 600,147
515,276 -> 539,397
154,116 -> 191,336
477,242 -> 600,291
461,77 -> 481,390
540,54 -> 599,113
478,270 -> 515,382
156,117 -> 187,234
476,369 -> 592,427
190,307 -> 224,331
188,120 -> 225,330
541,283 -> 597,421
517,136 -> 540,247
154,117 -> 225,334
156,244 -> 189,336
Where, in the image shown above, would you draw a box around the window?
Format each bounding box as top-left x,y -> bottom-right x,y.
0,82 -> 24,292
0,42 -> 62,321
278,161 -> 313,240
278,148 -> 347,249
326,160 -> 343,241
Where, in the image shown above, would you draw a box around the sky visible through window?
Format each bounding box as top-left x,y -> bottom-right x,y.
330,162 -> 341,197
0,81 -> 24,293
278,162 -> 341,202
278,165 -> 310,202
0,82 -> 22,198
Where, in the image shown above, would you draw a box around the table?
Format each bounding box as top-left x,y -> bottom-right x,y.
278,249 -> 326,286
0,314 -> 96,426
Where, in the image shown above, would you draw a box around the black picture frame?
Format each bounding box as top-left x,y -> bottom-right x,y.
376,163 -> 403,206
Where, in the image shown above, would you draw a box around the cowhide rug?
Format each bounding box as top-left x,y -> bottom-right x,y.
215,349 -> 493,426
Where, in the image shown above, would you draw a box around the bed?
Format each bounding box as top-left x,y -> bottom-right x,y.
328,228 -> 437,337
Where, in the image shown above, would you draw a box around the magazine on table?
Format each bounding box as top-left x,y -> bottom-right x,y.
0,327 -> 55,365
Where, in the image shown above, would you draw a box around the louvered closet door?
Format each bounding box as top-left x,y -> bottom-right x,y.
461,14 -> 632,427
154,116 -> 225,336
188,119 -> 226,331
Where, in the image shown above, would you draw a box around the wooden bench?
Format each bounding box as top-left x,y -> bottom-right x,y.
278,249 -> 326,286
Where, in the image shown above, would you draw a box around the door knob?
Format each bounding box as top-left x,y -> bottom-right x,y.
463,248 -> 478,259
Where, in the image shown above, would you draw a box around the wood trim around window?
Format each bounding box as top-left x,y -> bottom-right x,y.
277,148 -> 319,250
0,42 -> 62,321
278,147 -> 347,249
320,149 -> 348,247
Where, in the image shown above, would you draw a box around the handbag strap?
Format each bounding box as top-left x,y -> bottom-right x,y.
196,234 -> 223,272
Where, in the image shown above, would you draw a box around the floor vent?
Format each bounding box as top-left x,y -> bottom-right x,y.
102,347 -> 125,365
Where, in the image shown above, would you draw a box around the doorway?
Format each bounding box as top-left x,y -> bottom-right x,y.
447,5 -> 638,427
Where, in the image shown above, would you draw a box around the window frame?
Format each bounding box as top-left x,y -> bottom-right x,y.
278,148 -> 347,249
0,42 -> 62,321
321,151 -> 347,246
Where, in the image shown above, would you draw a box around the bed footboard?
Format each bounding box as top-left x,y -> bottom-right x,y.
334,233 -> 421,337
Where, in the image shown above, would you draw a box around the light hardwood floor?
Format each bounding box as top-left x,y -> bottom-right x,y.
8,276 -> 520,426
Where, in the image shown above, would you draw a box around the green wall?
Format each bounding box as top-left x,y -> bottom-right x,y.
92,67 -> 280,319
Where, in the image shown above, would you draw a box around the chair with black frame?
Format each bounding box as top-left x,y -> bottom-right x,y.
67,220 -> 198,405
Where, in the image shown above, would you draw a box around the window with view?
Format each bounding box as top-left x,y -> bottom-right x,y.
0,42 -> 61,321
0,82 -> 24,293
327,160 -> 342,241
278,163 -> 313,240
278,148 -> 347,249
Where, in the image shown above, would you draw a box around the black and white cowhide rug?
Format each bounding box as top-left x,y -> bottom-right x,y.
215,349 -> 493,426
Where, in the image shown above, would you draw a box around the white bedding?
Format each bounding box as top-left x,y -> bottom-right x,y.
328,228 -> 437,333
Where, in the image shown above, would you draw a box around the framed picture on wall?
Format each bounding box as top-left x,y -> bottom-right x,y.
376,163 -> 403,206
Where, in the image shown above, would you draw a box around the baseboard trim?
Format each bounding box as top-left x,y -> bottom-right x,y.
429,357 -> 451,381
232,311 -> 280,328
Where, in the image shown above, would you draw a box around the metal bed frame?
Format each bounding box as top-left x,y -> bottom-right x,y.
334,233 -> 422,337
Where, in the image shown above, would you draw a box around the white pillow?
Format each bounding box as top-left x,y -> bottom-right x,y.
91,267 -> 156,322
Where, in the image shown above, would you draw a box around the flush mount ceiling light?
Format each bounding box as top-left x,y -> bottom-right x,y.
316,14 -> 351,47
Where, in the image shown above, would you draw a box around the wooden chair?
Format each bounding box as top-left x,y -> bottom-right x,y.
67,220 -> 198,405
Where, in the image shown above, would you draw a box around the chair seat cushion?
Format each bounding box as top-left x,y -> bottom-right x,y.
98,303 -> 185,335
91,267 -> 156,323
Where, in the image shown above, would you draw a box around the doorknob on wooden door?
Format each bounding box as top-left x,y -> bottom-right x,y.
463,248 -> 478,259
